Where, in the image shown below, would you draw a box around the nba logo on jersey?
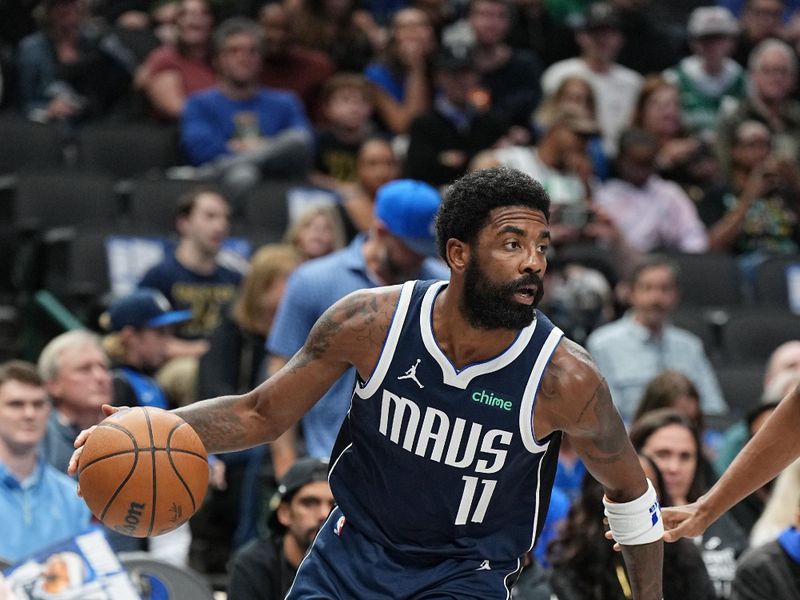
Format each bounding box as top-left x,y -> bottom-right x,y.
334,515 -> 346,536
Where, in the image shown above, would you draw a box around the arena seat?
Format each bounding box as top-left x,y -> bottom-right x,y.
754,254 -> 800,310
78,123 -> 179,180
669,252 -> 742,309
720,308 -> 800,363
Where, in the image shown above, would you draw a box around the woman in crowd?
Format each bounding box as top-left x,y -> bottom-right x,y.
364,7 -> 436,135
193,244 -> 301,574
136,0 -> 216,120
532,75 -> 608,180
631,76 -> 702,184
546,454 -> 714,600
288,0 -> 380,72
630,409 -> 749,599
283,202 -> 346,261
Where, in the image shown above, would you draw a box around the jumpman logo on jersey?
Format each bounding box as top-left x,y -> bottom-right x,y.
476,560 -> 491,571
397,358 -> 424,388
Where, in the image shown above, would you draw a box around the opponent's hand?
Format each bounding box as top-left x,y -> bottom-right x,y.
67,405 -> 122,489
661,502 -> 706,542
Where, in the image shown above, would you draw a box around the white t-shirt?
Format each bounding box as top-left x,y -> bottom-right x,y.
542,58 -> 643,156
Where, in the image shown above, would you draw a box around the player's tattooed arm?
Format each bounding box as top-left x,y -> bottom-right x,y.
176,288 -> 397,454
538,340 -> 663,600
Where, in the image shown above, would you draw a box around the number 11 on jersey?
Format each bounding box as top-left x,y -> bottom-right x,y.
455,476 -> 497,525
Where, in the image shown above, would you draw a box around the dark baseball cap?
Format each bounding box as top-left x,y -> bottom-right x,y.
434,45 -> 476,72
104,288 -> 192,331
573,2 -> 621,31
375,179 -> 441,257
267,457 -> 330,533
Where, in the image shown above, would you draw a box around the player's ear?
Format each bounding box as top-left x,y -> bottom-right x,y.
446,238 -> 469,273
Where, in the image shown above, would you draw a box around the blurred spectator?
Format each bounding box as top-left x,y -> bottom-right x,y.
698,119 -> 800,287
547,459 -> 714,600
0,360 -> 92,564
266,180 -> 447,473
337,137 -> 401,238
310,74 -> 377,193
228,457 -> 335,600
715,341 -> 800,474
594,129 -> 710,254
730,490 -> 800,599
634,370 -> 705,433
404,46 -> 507,187
542,2 -> 643,155
631,76 -> 703,183
283,203 -> 347,261
611,0 -> 682,75
663,7 -> 746,135
138,187 -> 242,406
136,0 -> 216,121
193,244 -> 301,574
259,2 -> 336,124
506,0 -> 578,67
630,409 -> 749,599
467,0 -> 543,137
532,74 -> 608,179
586,254 -> 727,423
732,0 -> 786,67
365,7 -> 436,135
475,111 -> 597,208
749,456 -> 800,547
728,400 -> 781,535
100,288 -> 192,409
288,0 -> 381,72
37,330 -> 112,474
179,17 -> 312,194
716,39 -> 800,176
17,0 -> 106,122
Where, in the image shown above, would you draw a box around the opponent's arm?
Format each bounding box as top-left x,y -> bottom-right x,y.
538,341 -> 663,600
663,382 -> 800,541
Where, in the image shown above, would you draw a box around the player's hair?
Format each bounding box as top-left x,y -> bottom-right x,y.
212,16 -> 265,57
232,244 -> 302,334
628,408 -> 707,503
175,186 -> 228,220
37,330 -> 104,382
0,360 -> 42,389
436,167 -> 550,265
629,253 -> 679,287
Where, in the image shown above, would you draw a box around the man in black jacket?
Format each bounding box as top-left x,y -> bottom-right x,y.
228,458 -> 335,600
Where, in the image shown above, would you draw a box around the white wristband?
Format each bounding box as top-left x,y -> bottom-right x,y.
603,479 -> 664,545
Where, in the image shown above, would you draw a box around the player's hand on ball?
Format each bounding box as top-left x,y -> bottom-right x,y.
68,404 -> 122,485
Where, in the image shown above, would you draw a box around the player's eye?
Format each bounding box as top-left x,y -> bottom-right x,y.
504,240 -> 520,250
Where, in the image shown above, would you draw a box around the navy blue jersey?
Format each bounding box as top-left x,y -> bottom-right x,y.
329,279 -> 564,563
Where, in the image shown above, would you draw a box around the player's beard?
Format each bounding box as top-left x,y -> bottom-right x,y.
460,255 -> 542,330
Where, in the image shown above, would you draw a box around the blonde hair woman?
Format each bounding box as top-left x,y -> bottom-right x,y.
283,202 -> 347,260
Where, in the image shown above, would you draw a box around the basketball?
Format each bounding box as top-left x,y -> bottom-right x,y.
78,407 -> 209,537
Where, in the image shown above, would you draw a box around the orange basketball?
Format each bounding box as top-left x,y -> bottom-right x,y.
78,407 -> 209,537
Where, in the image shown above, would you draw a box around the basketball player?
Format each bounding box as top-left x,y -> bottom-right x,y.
71,167 -> 664,598
662,381 -> 800,542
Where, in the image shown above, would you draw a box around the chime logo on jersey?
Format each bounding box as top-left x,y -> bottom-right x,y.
378,389 -> 512,474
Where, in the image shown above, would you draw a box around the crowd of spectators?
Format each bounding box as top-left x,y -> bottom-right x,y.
2,0 -> 800,598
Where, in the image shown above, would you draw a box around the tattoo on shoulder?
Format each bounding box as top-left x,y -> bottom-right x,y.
292,291 -> 392,371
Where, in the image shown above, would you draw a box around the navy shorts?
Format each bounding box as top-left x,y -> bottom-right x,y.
285,507 -> 522,600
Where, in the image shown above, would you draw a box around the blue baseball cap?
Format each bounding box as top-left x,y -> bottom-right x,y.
106,289 -> 192,331
374,179 -> 441,257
